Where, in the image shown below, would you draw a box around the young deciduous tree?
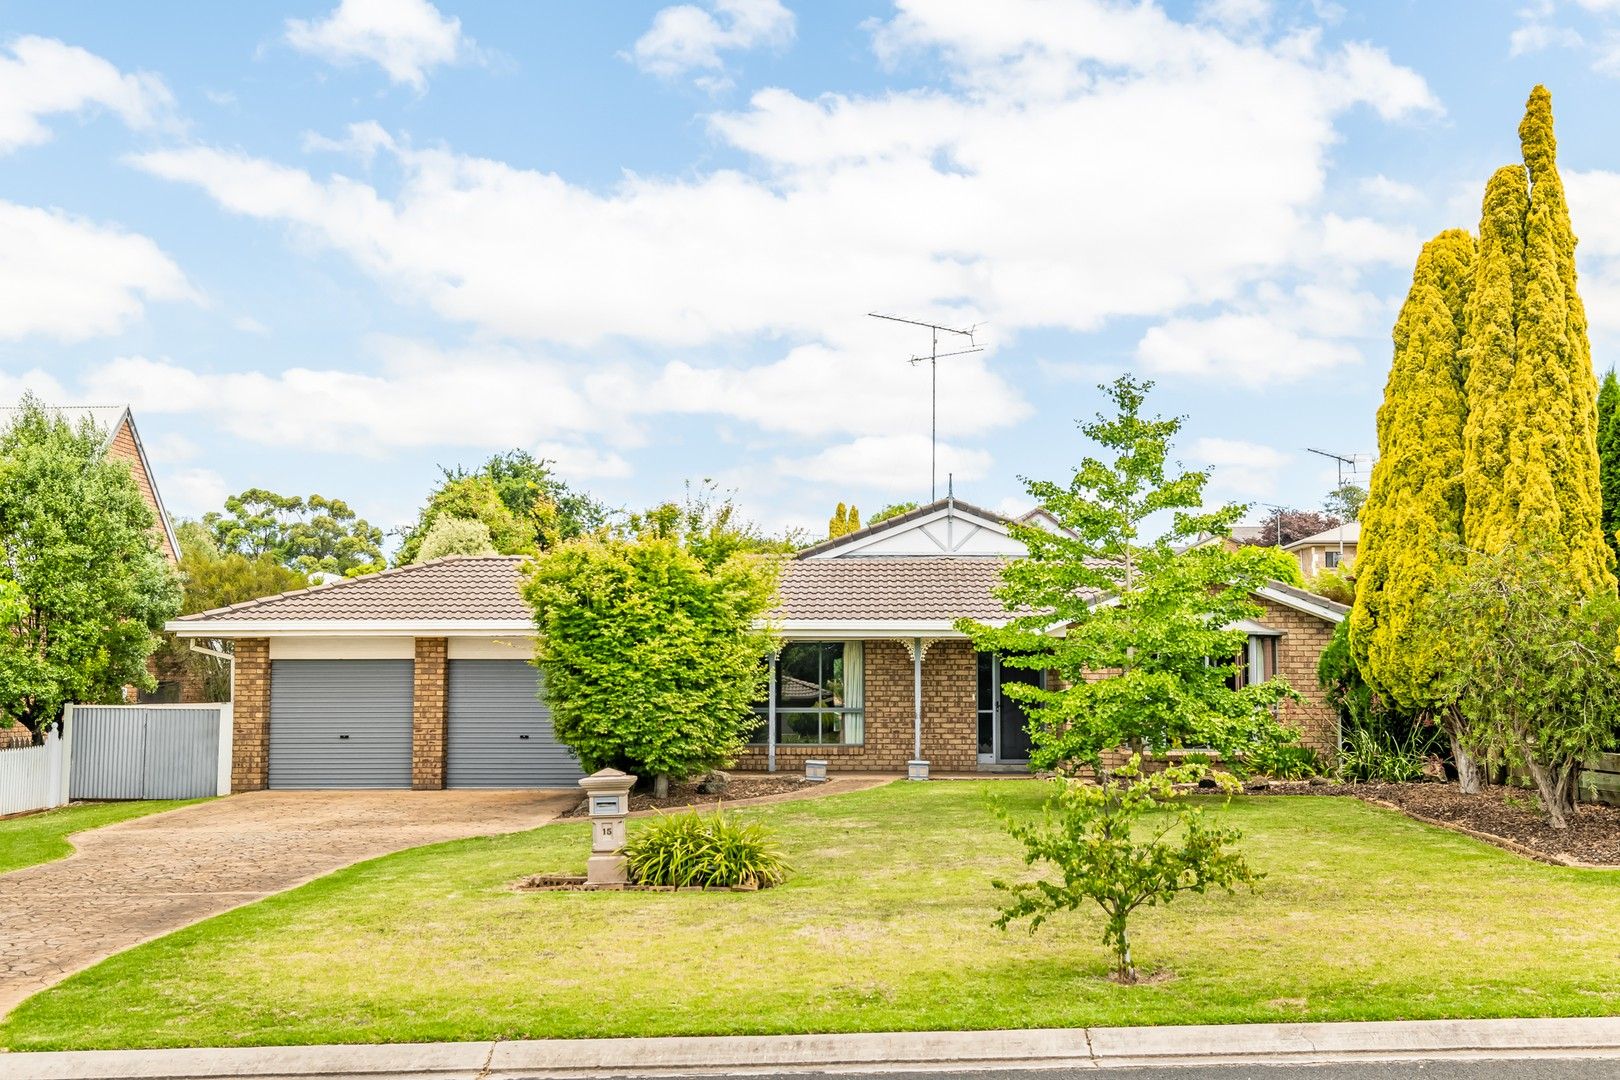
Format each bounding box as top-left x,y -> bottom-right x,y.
995,761 -> 1259,983
959,376 -> 1296,774
398,451 -> 608,564
523,492 -> 778,796
1427,547 -> 1620,828
0,402 -> 182,739
1352,229 -> 1480,790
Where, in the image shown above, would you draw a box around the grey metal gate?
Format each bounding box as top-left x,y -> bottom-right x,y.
447,660 -> 582,788
269,660 -> 413,789
70,706 -> 223,800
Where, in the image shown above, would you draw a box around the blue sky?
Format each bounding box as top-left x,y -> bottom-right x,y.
5,0 -> 1620,547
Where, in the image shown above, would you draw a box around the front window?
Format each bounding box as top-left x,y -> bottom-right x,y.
1226,634 -> 1278,690
748,641 -> 865,745
1324,550 -> 1341,569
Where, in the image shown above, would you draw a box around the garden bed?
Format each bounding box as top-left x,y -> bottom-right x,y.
556,774 -> 817,818
515,874 -> 760,892
1255,779 -> 1620,866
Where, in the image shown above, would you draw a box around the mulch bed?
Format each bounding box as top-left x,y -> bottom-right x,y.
556,775 -> 817,819
1252,778 -> 1620,867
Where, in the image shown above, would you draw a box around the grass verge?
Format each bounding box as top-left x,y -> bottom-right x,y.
0,800 -> 208,875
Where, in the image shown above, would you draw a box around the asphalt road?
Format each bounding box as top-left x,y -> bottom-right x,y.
628,1062 -> 1620,1080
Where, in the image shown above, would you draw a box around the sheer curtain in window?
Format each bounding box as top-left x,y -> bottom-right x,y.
842,641 -> 864,743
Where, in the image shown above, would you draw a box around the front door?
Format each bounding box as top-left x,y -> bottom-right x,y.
977,653 -> 1045,764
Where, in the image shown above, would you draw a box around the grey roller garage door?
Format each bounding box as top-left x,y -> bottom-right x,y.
447,659 -> 582,788
270,660 -> 414,789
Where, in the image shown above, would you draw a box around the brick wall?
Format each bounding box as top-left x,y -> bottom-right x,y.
105,417 -> 177,564
735,638 -> 980,772
1258,596 -> 1340,757
412,637 -> 448,790
231,638 -> 270,791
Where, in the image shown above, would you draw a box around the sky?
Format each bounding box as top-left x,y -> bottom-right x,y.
5,0 -> 1620,547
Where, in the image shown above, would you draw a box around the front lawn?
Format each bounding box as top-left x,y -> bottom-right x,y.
4,782 -> 1619,1050
0,800 -> 208,875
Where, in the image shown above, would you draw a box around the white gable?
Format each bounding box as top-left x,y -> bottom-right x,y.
809,501 -> 1029,559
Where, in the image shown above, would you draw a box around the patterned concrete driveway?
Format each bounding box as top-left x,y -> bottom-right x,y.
0,789 -> 577,1017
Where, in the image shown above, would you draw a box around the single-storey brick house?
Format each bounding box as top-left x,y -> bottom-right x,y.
168,497 -> 1347,791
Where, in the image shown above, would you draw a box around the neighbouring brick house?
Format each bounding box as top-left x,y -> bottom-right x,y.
168,497 -> 1348,791
1285,521 -> 1360,577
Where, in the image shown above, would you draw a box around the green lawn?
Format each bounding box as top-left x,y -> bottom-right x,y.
4,782 -> 1619,1051
0,800 -> 208,875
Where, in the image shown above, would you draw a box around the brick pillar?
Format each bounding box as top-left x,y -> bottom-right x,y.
413,638 -> 448,790
232,638 -> 271,791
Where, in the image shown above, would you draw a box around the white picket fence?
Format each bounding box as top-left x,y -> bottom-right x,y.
0,727 -> 70,816
0,703 -> 232,817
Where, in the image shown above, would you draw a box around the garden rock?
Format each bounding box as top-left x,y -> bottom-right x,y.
697,770 -> 731,795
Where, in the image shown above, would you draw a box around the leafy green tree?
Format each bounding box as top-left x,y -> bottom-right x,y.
958,376 -> 1295,775
869,501 -> 918,525
1352,230 -> 1479,789
1427,546 -> 1620,828
1464,88 -> 1613,594
624,481 -> 799,563
523,498 -> 778,796
1598,369 -> 1620,566
397,451 -> 608,564
994,760 -> 1259,984
397,475 -> 529,564
1323,482 -> 1368,522
153,522 -> 310,700
414,516 -> 498,562
205,489 -> 384,577
0,401 -> 182,739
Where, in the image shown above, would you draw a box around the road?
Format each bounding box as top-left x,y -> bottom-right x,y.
612,1063 -> 1620,1080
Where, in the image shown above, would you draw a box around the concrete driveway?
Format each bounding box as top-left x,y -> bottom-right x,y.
0,789 -> 577,1017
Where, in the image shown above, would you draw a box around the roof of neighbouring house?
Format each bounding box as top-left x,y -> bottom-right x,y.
0,403 -> 179,562
169,555 -> 533,630
1255,581 -> 1350,623
1283,521 -> 1361,550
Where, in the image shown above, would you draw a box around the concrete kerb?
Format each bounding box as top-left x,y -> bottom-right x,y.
11,1018 -> 1620,1079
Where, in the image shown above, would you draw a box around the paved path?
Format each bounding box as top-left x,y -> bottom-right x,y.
0,790 -> 575,1016
9,1019 -> 1620,1078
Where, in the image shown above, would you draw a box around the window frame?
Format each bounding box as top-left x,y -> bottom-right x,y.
746,640 -> 866,747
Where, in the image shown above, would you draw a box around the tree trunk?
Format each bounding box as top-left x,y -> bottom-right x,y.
653,773 -> 669,799
1524,757 -> 1569,830
1116,926 -> 1136,984
1451,733 -> 1483,795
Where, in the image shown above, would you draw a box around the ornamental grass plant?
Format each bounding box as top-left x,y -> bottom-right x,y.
624,808 -> 791,889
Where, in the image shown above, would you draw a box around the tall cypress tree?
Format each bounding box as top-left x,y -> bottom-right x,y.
1505,86 -> 1613,592
1352,231 -> 1474,714
1460,166 -> 1527,554
1599,369 -> 1620,565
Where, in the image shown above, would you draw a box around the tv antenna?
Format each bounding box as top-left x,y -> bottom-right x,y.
1305,447 -> 1360,557
867,312 -> 983,501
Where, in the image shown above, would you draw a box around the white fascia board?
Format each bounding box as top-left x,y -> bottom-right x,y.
806,504 -> 1012,559
765,619 -> 976,639
165,619 -> 535,637
1254,586 -> 1347,624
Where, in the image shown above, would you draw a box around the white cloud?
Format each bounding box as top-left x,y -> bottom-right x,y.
776,434 -> 992,493
0,202 -> 195,341
145,431 -> 201,463
1188,436 -> 1292,502
1137,313 -> 1363,385
1566,169 -> 1620,341
1197,0 -> 1272,30
1319,213 -> 1424,266
163,466 -> 229,518
631,0 -> 795,83
0,35 -> 174,154
74,348 -> 622,458
285,0 -> 470,89
1357,173 -> 1423,204
0,367 -> 69,402
232,315 -> 270,335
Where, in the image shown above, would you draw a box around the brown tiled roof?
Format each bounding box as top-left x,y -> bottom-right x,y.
171,555 -> 532,624
774,557 -> 1018,622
